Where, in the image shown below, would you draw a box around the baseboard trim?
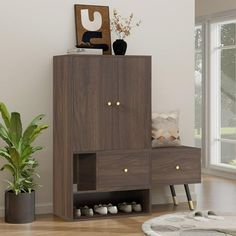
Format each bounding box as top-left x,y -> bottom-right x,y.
0,193 -> 197,218
202,168 -> 236,180
152,193 -> 197,205
0,203 -> 53,218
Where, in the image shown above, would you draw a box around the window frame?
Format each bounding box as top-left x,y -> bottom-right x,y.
210,19 -> 236,170
195,21 -> 206,168
197,12 -> 236,175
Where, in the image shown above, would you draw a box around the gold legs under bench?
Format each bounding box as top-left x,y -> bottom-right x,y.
170,184 -> 194,211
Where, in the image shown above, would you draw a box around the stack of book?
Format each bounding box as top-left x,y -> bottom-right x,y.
67,47 -> 103,55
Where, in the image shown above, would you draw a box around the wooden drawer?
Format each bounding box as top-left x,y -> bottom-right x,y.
97,151 -> 150,191
151,146 -> 201,185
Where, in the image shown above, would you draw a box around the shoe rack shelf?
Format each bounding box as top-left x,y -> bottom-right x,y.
72,153 -> 151,220
73,210 -> 150,221
73,190 -> 151,220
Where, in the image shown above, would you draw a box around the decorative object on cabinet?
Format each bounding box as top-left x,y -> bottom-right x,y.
110,9 -> 141,55
152,111 -> 181,147
74,4 -> 111,55
112,39 -> 127,55
67,47 -> 103,55
0,102 -> 48,223
53,55 -> 151,221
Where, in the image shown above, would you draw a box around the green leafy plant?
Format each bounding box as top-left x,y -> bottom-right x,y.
0,102 -> 48,195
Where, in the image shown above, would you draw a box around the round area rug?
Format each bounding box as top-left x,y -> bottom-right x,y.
142,212 -> 236,236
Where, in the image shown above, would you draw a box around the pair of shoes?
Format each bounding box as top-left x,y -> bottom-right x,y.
105,203 -> 118,214
94,204 -> 118,215
118,202 -> 142,213
132,202 -> 142,212
80,206 -> 94,217
74,208 -> 81,218
189,210 -> 224,221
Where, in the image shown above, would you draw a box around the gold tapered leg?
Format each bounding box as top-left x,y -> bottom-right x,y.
188,200 -> 194,211
172,196 -> 179,206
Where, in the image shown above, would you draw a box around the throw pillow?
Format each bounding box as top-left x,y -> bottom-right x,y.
152,111 -> 181,147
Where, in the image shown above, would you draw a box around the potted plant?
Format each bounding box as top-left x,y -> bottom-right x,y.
110,9 -> 141,55
0,102 -> 48,223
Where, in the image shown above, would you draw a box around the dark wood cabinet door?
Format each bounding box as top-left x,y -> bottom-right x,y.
97,151 -> 150,191
113,56 -> 151,150
151,146 -> 201,185
72,56 -> 116,152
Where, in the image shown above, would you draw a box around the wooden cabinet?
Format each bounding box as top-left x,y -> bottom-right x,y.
53,55 -> 152,221
151,146 -> 201,185
72,56 -> 114,151
53,55 -> 201,221
114,57 -> 151,150
71,55 -> 151,152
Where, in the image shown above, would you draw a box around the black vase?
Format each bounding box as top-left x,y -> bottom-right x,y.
5,191 -> 35,223
113,39 -> 127,55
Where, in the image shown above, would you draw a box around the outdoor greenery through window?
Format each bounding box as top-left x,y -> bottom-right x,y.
220,22 -> 236,166
195,25 -> 203,148
210,20 -> 236,168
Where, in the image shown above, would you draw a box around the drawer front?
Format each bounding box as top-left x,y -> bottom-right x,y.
152,147 -> 201,185
97,152 -> 150,191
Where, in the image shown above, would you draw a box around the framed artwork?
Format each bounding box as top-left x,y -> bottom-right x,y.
74,4 -> 112,55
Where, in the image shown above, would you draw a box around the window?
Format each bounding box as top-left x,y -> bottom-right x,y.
210,20 -> 236,169
195,25 -> 203,148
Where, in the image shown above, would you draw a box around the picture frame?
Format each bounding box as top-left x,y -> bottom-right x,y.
74,4 -> 112,55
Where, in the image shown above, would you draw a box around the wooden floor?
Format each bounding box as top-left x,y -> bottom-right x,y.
1,175 -> 236,235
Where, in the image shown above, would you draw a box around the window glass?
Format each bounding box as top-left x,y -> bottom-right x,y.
195,26 -> 203,148
221,23 -> 236,46
221,142 -> 236,165
221,49 -> 236,140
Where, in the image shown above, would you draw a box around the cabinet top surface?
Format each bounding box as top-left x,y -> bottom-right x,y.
53,54 -> 152,58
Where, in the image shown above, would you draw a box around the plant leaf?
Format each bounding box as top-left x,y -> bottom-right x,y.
29,114 -> 45,126
8,147 -> 20,170
0,102 -> 11,129
0,123 -> 11,146
9,112 -> 22,147
0,163 -> 15,176
0,148 -> 13,164
29,125 -> 48,144
22,124 -> 37,144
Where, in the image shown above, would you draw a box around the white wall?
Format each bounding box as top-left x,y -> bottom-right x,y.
0,0 -> 195,216
196,0 -> 236,17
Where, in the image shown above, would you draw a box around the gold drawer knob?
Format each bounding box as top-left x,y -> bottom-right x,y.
116,101 -> 120,106
123,168 -> 128,173
175,165 -> 180,170
107,101 -> 112,106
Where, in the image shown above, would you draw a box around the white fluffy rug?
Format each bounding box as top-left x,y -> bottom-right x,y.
142,212 -> 236,236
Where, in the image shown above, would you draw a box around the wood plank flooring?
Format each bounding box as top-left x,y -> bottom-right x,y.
1,175 -> 236,235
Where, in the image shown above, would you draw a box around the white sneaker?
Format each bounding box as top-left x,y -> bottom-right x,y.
81,206 -> 94,217
204,210 -> 224,220
118,202 -> 132,213
74,208 -> 81,217
94,204 -> 108,215
107,203 -> 118,214
131,202 -> 142,212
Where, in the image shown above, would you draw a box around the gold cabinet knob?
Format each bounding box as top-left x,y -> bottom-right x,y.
175,165 -> 180,170
116,101 -> 120,106
123,168 -> 128,173
107,101 -> 112,106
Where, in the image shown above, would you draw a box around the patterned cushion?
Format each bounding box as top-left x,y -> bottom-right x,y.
152,111 -> 181,147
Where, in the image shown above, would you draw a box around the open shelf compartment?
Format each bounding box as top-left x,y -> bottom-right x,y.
73,153 -> 97,191
73,189 -> 150,220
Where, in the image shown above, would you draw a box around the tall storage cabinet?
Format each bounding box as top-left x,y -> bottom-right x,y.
53,55 -> 151,220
